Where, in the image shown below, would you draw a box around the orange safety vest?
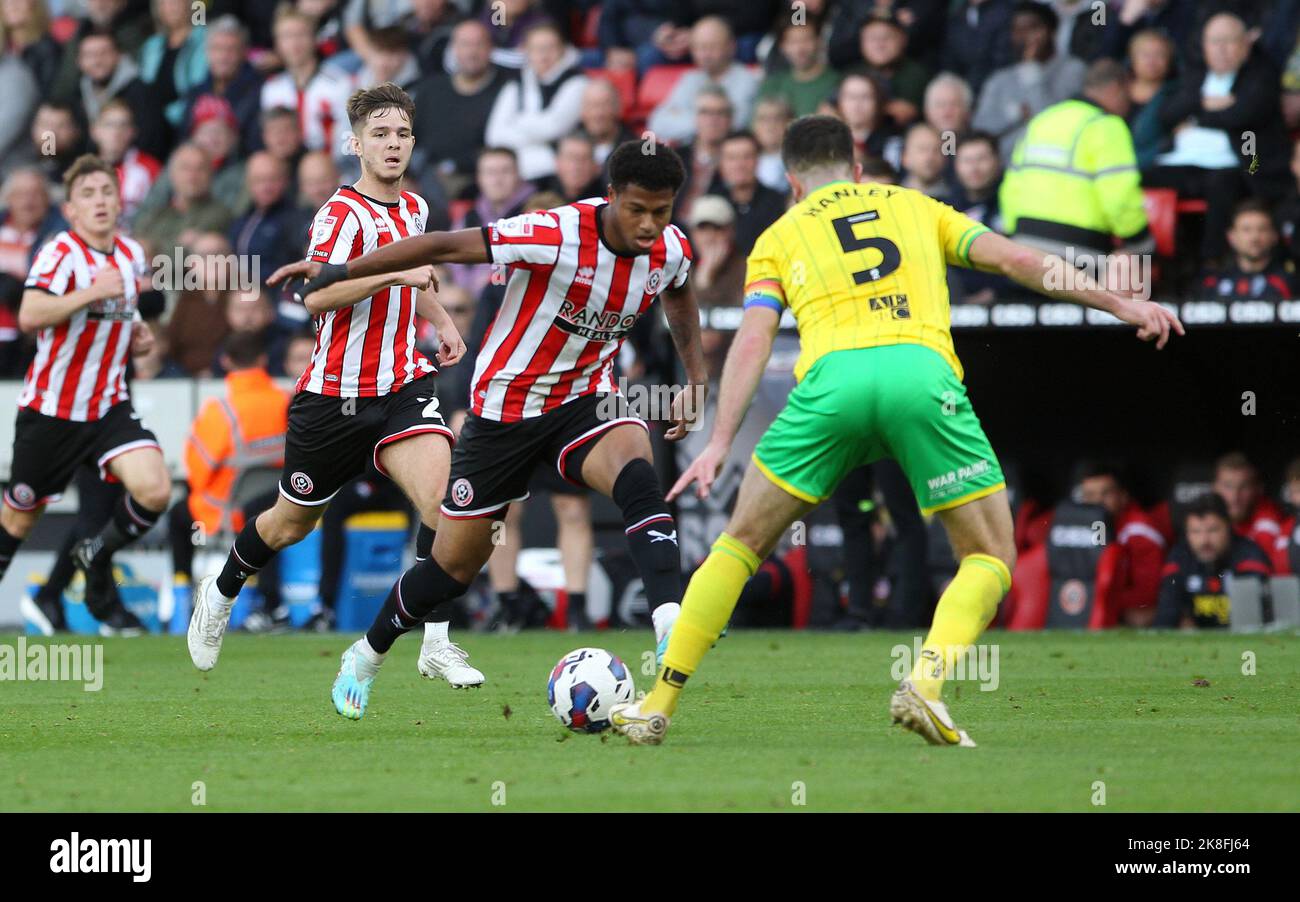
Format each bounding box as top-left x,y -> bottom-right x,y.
185,368 -> 289,534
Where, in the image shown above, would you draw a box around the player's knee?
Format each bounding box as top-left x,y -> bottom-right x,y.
260,505 -> 317,548
1,505 -> 38,539
132,471 -> 172,513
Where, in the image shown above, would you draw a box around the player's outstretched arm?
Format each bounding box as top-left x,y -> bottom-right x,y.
18,266 -> 123,332
302,266 -> 436,315
660,282 -> 710,441
965,231 -> 1184,348
667,305 -> 780,501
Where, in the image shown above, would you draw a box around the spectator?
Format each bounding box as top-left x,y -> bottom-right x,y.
135,143 -> 233,256
231,151 -> 296,279
356,25 -> 420,92
923,72 -> 974,140
28,102 -> 87,191
899,122 -> 952,201
51,0 -> 150,104
758,20 -> 840,119
403,0 -> 459,72
1154,493 -> 1271,629
664,0 -> 782,64
259,106 -> 306,175
73,27 -> 169,161
596,0 -> 674,72
130,319 -> 187,379
260,5 -> 353,168
1044,0 -> 1110,62
943,0 -> 1014,96
475,0 -> 551,68
538,133 -> 605,203
1000,60 -> 1152,266
687,194 -> 744,308
1076,462 -> 1167,626
448,147 -> 534,298
827,0 -> 948,72
0,50 -> 39,180
181,15 -> 264,158
278,327 -> 316,380
166,231 -> 234,377
1098,0 -> 1194,63
216,286 -> 278,376
137,0 -> 208,135
90,99 -> 161,224
834,73 -> 902,171
1146,12 -> 1290,260
848,13 -> 930,126
0,168 -> 57,280
1,0 -> 61,94
1213,452 -> 1289,572
577,78 -> 635,168
484,21 -> 588,181
189,96 -> 248,213
342,0 -> 420,68
948,131 -> 1007,304
1281,457 -> 1300,575
646,16 -> 759,143
1198,200 -> 1295,302
677,85 -> 733,219
1275,142 -> 1300,266
412,20 -> 507,199
709,130 -> 786,255
1126,29 -> 1178,171
282,150 -> 342,262
973,2 -> 1086,160
752,96 -> 793,192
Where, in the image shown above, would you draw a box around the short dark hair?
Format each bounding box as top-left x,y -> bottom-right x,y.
1013,0 -> 1058,31
347,82 -> 416,132
477,145 -> 518,167
860,156 -> 897,182
80,26 -> 118,50
368,26 -> 410,54
957,130 -> 999,155
1230,197 -> 1275,228
607,140 -> 686,194
781,114 -> 854,175
721,130 -> 760,153
222,331 -> 267,369
1077,460 -> 1127,488
1215,451 -> 1258,477
1184,492 -> 1230,524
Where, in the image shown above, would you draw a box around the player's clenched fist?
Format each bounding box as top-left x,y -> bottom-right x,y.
91,266 -> 124,301
399,265 -> 437,292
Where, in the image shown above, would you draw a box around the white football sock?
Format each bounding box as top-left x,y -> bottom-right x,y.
423,621 -> 449,643
354,637 -> 386,680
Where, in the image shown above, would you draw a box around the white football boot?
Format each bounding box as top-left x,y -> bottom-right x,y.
187,574 -> 234,671
417,636 -> 485,688
890,680 -> 977,747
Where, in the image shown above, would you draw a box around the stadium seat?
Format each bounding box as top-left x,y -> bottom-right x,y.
1142,188 -> 1177,258
585,67 -> 637,121
1014,498 -> 1053,552
1176,198 -> 1208,214
1005,543 -> 1050,630
630,65 -> 693,125
51,15 -> 77,43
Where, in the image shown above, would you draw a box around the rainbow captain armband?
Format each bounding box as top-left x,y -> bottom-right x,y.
743,279 -> 785,313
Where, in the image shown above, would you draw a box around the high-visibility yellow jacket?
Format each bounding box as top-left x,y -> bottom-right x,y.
999,97 -> 1150,251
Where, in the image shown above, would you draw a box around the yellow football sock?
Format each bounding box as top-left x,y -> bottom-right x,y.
910,553 -> 1011,701
643,533 -> 760,717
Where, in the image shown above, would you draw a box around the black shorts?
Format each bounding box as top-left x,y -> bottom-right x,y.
441,393 -> 644,520
280,373 -> 453,506
5,401 -> 160,511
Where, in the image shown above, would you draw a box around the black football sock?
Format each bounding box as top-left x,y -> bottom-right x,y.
91,494 -> 164,561
415,523 -> 435,561
613,459 -> 682,613
365,557 -> 469,654
567,591 -> 588,625
216,519 -> 276,599
0,525 -> 22,583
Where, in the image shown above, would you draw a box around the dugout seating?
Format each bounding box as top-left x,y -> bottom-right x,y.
1004,501 -> 1121,629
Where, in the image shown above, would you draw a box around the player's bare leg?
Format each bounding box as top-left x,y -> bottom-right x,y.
613,462 -> 814,744
891,490 -> 1015,748
188,494 -> 322,670
486,503 -> 525,631
580,423 -> 687,665
552,493 -> 593,626
379,433 -> 484,687
334,515 -> 499,718
74,446 -> 171,636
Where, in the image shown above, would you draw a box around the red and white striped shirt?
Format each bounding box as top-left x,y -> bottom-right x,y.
297,185 -> 435,397
21,230 -> 147,422
261,67 -> 352,162
116,147 -> 162,223
472,199 -> 693,422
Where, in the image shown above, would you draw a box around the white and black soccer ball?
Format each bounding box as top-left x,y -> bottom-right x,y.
547,647 -> 635,733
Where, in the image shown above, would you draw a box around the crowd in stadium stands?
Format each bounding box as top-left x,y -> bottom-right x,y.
1,0 -> 1297,632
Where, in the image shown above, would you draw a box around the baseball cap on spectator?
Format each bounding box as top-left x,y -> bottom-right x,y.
190,96 -> 238,136
689,195 -> 735,229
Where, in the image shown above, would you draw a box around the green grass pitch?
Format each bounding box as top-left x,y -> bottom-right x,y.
1,630 -> 1296,812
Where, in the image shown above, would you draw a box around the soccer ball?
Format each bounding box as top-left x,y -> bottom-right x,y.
547,647 -> 635,733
